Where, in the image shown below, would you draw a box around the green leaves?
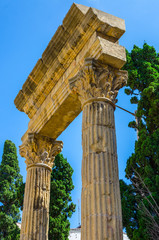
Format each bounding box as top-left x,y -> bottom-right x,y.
120,43 -> 159,239
120,180 -> 137,239
128,121 -> 137,129
49,154 -> 76,240
0,140 -> 23,239
130,96 -> 138,104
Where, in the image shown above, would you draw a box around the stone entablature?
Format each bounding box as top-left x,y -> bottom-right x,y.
14,3 -> 126,144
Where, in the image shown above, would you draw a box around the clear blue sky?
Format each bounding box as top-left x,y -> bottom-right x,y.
0,0 -> 159,228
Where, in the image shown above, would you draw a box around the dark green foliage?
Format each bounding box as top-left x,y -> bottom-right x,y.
120,180 -> 137,239
17,183 -> 25,211
49,154 -> 76,240
120,43 -> 159,239
0,140 -> 23,240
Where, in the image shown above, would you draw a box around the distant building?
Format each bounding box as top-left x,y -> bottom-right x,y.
68,227 -> 130,240
69,227 -> 81,240
16,222 -> 21,229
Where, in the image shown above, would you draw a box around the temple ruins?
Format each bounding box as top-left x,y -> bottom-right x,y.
14,3 -> 128,240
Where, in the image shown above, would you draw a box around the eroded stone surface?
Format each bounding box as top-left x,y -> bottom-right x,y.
19,133 -> 63,240
20,133 -> 63,169
69,58 -> 127,105
15,3 -> 127,240
69,58 -> 126,240
14,3 -> 126,144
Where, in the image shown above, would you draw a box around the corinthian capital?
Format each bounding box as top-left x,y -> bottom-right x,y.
69,58 -> 128,105
20,133 -> 63,170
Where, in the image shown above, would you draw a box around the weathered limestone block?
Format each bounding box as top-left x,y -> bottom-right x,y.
69,59 -> 127,240
14,3 -> 126,143
19,133 -> 63,240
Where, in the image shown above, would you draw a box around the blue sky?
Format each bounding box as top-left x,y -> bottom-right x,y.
0,0 -> 159,228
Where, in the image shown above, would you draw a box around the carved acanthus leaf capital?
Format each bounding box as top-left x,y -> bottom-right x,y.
20,133 -> 63,169
69,58 -> 128,105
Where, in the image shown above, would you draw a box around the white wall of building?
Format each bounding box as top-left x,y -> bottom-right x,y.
69,228 -> 130,240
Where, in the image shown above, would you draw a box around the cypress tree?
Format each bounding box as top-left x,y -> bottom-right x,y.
0,140 -> 23,240
120,43 -> 159,239
49,153 -> 76,240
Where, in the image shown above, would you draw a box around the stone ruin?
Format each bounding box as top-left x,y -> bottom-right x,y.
14,3 -> 128,240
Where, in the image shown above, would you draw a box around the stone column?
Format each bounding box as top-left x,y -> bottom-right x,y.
69,58 -> 127,240
19,133 -> 63,240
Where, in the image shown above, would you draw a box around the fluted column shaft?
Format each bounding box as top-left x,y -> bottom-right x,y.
81,99 -> 123,240
69,58 -> 127,240
20,165 -> 51,240
19,134 -> 63,240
